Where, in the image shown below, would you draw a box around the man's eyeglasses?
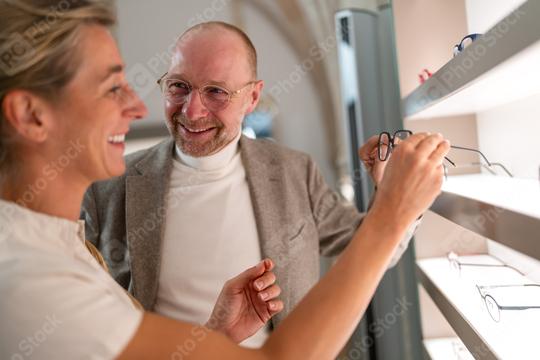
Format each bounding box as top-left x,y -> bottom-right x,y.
377,130 -> 514,177
157,72 -> 257,112
453,33 -> 483,57
476,284 -> 540,322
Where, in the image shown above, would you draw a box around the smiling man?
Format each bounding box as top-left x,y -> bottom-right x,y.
81,21 -> 420,348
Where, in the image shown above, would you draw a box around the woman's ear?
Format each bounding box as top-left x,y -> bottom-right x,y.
1,90 -> 51,143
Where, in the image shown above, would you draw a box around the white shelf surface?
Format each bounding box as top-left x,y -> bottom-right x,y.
418,256 -> 540,360
424,337 -> 474,360
442,174 -> 540,219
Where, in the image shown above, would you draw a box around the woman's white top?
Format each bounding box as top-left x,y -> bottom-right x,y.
0,200 -> 143,360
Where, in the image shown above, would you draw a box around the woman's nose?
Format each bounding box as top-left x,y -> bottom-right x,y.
123,85 -> 148,120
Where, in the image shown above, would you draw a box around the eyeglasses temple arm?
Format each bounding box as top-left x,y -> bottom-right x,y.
450,145 -> 492,166
470,162 -> 514,177
444,156 -> 456,167
478,284 -> 540,290
157,72 -> 168,86
498,305 -> 540,310
491,163 -> 514,177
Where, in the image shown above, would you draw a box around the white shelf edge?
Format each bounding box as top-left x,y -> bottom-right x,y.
402,0 -> 540,118
416,264 -> 498,360
422,342 -> 432,360
431,189 -> 540,262
423,337 -> 475,360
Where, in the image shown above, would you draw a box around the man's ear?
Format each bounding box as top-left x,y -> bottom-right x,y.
1,90 -> 50,143
245,80 -> 264,114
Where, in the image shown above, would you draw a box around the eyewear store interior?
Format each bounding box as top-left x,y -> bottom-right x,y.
391,0 -> 540,359
115,0 -> 540,359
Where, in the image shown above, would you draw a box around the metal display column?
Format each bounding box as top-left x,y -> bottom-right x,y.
335,6 -> 423,360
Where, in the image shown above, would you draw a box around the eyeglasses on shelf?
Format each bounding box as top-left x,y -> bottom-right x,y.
453,33 -> 483,57
447,252 -> 523,276
476,284 -> 540,322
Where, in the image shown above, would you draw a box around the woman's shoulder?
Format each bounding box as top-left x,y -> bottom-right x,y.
0,231 -> 143,360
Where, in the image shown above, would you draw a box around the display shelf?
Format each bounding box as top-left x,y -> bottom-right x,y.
402,0 -> 540,119
417,257 -> 540,360
431,174 -> 540,261
441,175 -> 540,219
423,337 -> 474,360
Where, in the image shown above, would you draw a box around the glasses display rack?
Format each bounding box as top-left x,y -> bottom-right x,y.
398,1 -> 540,359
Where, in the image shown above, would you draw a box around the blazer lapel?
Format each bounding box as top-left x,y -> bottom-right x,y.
126,139 -> 175,310
240,136 -> 292,326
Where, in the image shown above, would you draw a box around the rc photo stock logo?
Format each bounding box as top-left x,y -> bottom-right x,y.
126,63 -> 157,101
0,33 -> 36,76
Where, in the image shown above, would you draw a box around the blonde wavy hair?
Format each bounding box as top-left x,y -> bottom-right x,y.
0,0 -> 116,177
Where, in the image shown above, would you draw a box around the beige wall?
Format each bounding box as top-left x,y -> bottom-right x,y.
393,0 -> 468,96
476,93 -> 540,180
405,114 -> 480,175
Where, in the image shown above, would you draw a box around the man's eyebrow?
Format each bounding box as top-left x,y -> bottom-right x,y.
166,73 -> 229,87
208,80 -> 228,87
101,64 -> 124,82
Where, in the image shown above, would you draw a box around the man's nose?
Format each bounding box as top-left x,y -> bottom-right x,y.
182,90 -> 210,120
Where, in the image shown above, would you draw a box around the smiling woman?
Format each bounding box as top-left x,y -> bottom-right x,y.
0,0 -> 117,179
0,1 -> 152,357
0,7 -> 147,219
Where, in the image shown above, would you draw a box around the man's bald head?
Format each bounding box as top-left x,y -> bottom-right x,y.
164,21 -> 264,157
177,21 -> 258,79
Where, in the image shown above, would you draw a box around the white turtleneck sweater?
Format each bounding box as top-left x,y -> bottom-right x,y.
154,132 -> 269,348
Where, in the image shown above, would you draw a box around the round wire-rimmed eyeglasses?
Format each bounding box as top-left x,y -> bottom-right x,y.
157,72 -> 258,112
476,284 -> 540,322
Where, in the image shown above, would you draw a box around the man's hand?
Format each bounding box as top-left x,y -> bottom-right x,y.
358,135 -> 387,186
206,259 -> 283,343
